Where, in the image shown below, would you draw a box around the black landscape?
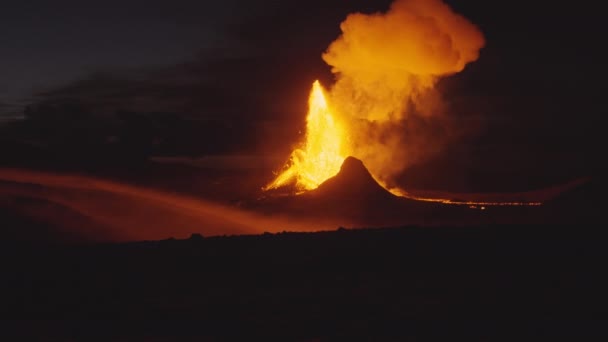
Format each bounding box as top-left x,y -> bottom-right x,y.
3,224 -> 608,340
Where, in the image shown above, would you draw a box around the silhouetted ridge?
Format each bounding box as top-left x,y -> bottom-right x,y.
253,156 -> 433,225
308,156 -> 396,200
339,156 -> 372,181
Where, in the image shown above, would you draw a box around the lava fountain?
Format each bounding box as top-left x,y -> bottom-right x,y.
265,80 -> 347,192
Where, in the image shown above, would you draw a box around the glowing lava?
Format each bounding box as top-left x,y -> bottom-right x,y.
265,80 -> 347,191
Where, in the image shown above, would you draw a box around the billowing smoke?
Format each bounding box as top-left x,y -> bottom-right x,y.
323,0 -> 485,186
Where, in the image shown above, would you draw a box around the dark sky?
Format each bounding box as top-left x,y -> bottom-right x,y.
1,0 -> 606,191
1,0 -> 239,106
3,0 -> 605,110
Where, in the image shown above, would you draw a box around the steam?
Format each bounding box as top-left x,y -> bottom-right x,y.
324,0 -> 485,185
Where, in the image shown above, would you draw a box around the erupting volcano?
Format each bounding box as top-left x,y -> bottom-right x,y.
265,81 -> 347,191
265,0 -> 486,195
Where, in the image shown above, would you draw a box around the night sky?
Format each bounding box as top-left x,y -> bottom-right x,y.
1,0 -> 606,192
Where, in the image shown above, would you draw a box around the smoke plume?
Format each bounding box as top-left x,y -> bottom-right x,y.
324,0 -> 485,185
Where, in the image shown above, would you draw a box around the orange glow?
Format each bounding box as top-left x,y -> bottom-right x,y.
0,168 -> 338,241
322,0 -> 485,182
266,0 -> 486,193
390,188 -> 542,207
265,80 -> 347,191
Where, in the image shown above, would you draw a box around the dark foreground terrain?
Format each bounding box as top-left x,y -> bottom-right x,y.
2,224 -> 608,341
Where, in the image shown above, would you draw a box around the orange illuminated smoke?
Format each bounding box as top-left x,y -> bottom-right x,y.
265,80 -> 346,191
266,0 -> 486,194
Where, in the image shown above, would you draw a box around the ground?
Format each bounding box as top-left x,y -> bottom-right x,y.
3,225 -> 608,340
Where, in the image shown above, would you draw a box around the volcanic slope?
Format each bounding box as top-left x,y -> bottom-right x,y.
255,156 -> 452,226
306,157 -> 397,201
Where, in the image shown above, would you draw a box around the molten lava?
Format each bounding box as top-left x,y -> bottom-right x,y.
266,81 -> 347,192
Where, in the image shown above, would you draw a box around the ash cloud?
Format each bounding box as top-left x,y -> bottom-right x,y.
324,0 -> 485,186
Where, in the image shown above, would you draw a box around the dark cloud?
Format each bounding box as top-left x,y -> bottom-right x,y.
0,0 -> 243,105
0,100 -> 22,119
21,52 -> 330,158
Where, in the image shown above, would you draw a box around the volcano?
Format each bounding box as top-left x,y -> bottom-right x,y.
306,156 -> 396,200
253,156 -> 443,226
302,156 -> 440,222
